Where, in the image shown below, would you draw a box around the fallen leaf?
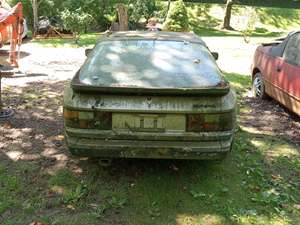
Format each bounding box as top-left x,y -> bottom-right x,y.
46,190 -> 55,198
280,204 -> 289,209
66,204 -> 76,210
29,221 -> 43,225
293,204 -> 300,210
3,122 -> 11,129
250,185 -> 261,193
271,174 -> 282,180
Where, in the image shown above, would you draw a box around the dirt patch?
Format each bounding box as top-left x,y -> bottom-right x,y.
1,80 -> 70,168
240,96 -> 300,147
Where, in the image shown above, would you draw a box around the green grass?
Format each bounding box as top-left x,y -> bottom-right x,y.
2,4 -> 300,222
1,72 -> 300,225
192,27 -> 284,38
188,3 -> 299,38
30,33 -> 101,48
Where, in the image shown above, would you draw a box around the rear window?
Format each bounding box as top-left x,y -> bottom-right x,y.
79,40 -> 222,88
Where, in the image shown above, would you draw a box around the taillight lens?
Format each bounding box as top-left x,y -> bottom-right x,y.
63,109 -> 112,129
186,112 -> 234,132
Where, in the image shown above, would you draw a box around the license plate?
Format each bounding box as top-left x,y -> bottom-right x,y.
139,114 -> 164,131
112,113 -> 165,132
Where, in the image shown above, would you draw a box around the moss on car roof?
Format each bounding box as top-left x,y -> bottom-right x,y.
102,31 -> 206,45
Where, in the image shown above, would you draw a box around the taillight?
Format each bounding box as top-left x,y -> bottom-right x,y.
186,112 -> 234,132
63,109 -> 112,129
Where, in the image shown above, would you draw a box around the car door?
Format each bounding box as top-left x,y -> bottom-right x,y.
266,33 -> 300,106
280,32 -> 300,101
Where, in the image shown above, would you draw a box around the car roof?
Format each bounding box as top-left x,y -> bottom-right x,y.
101,31 -> 206,45
289,30 -> 300,36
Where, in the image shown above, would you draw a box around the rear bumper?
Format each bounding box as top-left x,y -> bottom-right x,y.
65,131 -> 233,160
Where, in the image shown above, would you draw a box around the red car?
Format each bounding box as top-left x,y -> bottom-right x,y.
251,31 -> 300,116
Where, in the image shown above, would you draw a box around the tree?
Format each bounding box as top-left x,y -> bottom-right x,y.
163,0 -> 189,32
116,3 -> 128,31
222,0 -> 234,30
164,0 -> 171,22
31,0 -> 38,36
128,0 -> 160,29
60,8 -> 93,44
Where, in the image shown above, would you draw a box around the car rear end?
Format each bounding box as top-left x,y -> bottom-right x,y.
63,87 -> 236,160
63,32 -> 236,160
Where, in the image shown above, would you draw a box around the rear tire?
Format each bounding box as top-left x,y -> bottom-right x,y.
252,72 -> 268,99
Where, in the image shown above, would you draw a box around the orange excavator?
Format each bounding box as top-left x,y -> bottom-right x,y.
0,2 -> 23,68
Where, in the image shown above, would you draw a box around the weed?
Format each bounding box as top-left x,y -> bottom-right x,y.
89,196 -> 127,219
63,182 -> 89,206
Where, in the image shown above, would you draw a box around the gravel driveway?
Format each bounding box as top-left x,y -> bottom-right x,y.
2,43 -> 85,87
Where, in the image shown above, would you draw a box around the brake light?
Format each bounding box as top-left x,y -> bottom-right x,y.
63,109 -> 112,129
186,112 -> 234,132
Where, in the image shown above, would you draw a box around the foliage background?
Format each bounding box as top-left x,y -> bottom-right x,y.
7,0 -> 300,35
183,0 -> 300,8
163,0 -> 189,31
8,0 -> 164,32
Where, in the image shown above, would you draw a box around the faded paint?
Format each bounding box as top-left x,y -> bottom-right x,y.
72,31 -> 230,95
63,84 -> 236,159
64,84 -> 235,114
252,31 -> 300,116
63,31 -> 237,160
66,136 -> 232,160
78,40 -> 222,89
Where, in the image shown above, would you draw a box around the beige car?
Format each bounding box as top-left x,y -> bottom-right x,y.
63,31 -> 236,160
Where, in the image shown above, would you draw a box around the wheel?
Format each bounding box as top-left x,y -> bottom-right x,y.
252,72 -> 268,99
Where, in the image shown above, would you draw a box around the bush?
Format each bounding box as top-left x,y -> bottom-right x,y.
163,0 -> 189,32
60,8 -> 93,43
128,0 -> 162,28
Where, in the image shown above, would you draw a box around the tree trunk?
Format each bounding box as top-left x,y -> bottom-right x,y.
116,3 -> 128,31
164,0 -> 171,22
100,0 -> 107,11
31,0 -> 38,36
222,0 -> 234,30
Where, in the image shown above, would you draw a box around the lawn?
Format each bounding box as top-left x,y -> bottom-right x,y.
0,71 -> 299,225
29,33 -> 101,48
1,3 -> 300,225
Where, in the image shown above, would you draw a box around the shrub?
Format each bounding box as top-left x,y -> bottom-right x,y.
163,0 -> 189,32
128,0 -> 161,28
60,8 -> 93,43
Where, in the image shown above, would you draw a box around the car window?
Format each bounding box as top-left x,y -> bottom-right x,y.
283,33 -> 300,67
79,40 -> 222,88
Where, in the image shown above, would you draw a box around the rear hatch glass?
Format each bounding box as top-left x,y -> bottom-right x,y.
73,39 -> 228,95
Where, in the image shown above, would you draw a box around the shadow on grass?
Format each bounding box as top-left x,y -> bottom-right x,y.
193,27 -> 284,38
224,72 -> 300,146
256,7 -> 300,30
186,3 -> 289,38
0,77 -> 299,224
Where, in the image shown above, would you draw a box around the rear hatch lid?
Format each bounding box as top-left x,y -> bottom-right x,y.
72,39 -> 229,96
